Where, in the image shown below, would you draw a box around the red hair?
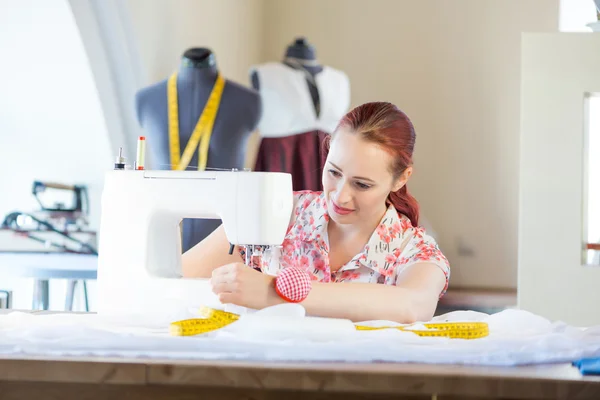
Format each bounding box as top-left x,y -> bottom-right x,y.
323,102 -> 420,226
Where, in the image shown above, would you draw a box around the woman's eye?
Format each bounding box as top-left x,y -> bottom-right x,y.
356,182 -> 371,190
329,169 -> 341,177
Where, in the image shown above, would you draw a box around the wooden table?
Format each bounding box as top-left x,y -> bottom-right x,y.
1,355 -> 599,399
1,312 -> 599,399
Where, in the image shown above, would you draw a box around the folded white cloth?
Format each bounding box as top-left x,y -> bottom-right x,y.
1,306 -> 599,366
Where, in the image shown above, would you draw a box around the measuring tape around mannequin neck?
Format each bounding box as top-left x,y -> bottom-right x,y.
167,72 -> 225,171
169,307 -> 489,339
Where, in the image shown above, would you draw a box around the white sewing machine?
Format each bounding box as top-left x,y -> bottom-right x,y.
95,169 -> 293,321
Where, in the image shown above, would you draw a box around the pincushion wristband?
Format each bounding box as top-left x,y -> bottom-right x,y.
274,266 -> 312,303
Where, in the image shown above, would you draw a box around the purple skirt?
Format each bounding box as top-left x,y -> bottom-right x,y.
253,130 -> 328,191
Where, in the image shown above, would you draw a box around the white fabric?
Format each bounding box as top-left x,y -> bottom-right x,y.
250,62 -> 350,137
2,306 -> 600,367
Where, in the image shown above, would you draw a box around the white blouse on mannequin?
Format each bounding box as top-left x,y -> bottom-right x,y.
249,62 -> 351,137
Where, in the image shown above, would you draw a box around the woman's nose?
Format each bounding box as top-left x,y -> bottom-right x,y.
335,182 -> 353,204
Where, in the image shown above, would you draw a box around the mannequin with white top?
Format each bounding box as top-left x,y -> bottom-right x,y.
251,38 -> 324,116
249,37 -> 350,191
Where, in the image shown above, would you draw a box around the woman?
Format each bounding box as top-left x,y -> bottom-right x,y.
182,102 -> 450,324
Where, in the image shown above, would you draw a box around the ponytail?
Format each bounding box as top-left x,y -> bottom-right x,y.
387,185 -> 420,227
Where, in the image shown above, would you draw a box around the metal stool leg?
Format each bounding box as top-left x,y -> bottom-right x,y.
83,280 -> 89,312
0,290 -> 12,309
65,279 -> 77,311
64,280 -> 89,312
32,279 -> 49,310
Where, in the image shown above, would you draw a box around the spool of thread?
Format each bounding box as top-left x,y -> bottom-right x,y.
136,136 -> 146,170
114,147 -> 126,170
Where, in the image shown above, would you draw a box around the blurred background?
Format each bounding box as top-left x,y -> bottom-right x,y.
0,0 -> 598,316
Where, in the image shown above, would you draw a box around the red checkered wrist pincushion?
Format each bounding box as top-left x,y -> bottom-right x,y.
274,267 -> 312,303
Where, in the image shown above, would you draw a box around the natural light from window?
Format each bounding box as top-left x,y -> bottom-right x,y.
559,0 -> 598,32
584,94 -> 600,266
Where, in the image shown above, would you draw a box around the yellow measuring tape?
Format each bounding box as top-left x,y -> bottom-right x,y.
169,307 -> 489,339
167,72 -> 225,171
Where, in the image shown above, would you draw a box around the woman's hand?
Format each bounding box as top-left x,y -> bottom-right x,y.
210,263 -> 281,309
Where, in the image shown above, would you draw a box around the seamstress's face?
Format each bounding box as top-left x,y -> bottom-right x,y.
323,128 -> 399,225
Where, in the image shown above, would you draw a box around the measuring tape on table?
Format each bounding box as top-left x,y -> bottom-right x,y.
169,307 -> 489,340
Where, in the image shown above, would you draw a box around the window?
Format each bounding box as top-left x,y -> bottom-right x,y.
559,0 -> 598,32
583,94 -> 600,265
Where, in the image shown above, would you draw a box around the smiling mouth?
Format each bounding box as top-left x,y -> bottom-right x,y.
331,200 -> 354,215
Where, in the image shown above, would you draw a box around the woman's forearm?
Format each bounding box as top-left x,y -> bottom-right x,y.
272,282 -> 437,324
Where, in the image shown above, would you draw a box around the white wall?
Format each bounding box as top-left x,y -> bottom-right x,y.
518,33 -> 600,327
0,0 -> 112,310
261,0 -> 559,289
127,0 -> 265,87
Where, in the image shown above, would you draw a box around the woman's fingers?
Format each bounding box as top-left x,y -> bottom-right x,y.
218,292 -> 237,304
210,266 -> 240,294
211,270 -> 235,284
209,263 -> 246,304
211,263 -> 241,279
211,264 -> 227,279
211,281 -> 238,294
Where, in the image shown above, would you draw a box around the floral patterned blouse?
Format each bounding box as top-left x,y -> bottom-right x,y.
239,190 -> 450,298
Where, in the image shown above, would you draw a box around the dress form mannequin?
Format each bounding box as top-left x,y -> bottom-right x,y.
249,38 -> 350,191
135,48 -> 262,252
251,37 -> 323,115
